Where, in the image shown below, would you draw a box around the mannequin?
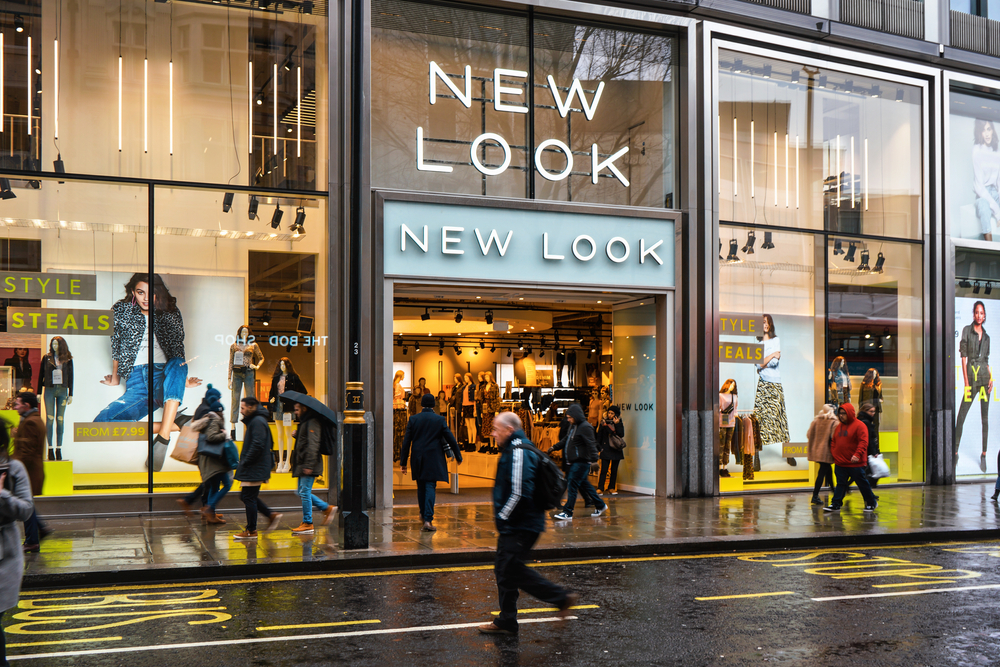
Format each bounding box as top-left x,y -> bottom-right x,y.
566,350 -> 578,386
39,337 -> 74,461
393,370 -> 407,463
556,350 -> 566,387
475,371 -> 486,446
268,357 -> 306,472
481,372 -> 500,452
409,377 -> 429,416
449,373 -> 464,440
462,372 -> 477,452
754,314 -> 793,467
229,325 -> 264,440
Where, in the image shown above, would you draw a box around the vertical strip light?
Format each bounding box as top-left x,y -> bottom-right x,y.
26,36 -> 30,135
169,61 -> 173,155
784,133 -> 789,208
272,63 -> 278,155
750,120 -> 755,198
773,131 -> 778,207
1,33 -> 6,133
52,38 -> 57,139
795,135 -> 799,209
118,55 -> 122,151
248,61 -> 253,155
864,138 -> 869,211
733,117 -> 737,197
850,136 -> 855,208
296,65 -> 301,158
143,57 -> 148,153
835,135 -> 840,206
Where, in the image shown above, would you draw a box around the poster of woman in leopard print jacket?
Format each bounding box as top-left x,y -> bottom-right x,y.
93,273 -> 201,471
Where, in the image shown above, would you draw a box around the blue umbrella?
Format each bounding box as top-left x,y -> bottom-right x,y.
279,391 -> 338,425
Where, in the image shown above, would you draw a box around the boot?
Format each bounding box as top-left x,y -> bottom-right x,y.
811,494 -> 823,505
48,448 -> 54,461
992,489 -> 999,502
787,457 -> 797,467
55,448 -> 62,461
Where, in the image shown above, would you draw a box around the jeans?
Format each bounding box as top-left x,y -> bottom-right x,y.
416,480 -> 436,522
190,472 -> 233,511
94,357 -> 188,422
563,461 -> 605,516
493,530 -> 570,632
24,509 -> 46,546
829,465 -> 878,508
598,459 -> 620,491
297,476 -> 328,524
44,386 -> 70,453
240,485 -> 272,532
813,462 -> 834,496
976,185 -> 1000,236
955,375 -> 990,455
231,368 -> 255,422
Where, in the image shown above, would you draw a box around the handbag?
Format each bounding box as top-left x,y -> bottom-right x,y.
223,440 -> 240,470
608,433 -> 627,450
169,423 -> 200,465
868,454 -> 890,479
196,432 -> 225,459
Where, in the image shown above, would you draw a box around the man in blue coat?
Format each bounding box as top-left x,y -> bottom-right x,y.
400,393 -> 463,531
479,411 -> 576,635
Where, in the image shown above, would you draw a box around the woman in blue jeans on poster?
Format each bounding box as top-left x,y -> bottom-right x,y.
94,273 -> 201,471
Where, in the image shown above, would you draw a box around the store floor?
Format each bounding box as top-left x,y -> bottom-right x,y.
21,483 -> 1000,586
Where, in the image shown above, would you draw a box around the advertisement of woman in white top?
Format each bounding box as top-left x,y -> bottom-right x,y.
754,314 -> 793,466
973,119 -> 1000,242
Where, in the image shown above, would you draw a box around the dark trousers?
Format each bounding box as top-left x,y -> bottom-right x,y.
24,509 -> 45,546
494,530 -> 569,632
813,462 -> 834,496
598,459 -> 620,491
563,461 -> 605,516
829,465 -> 878,508
240,485 -> 272,532
416,480 -> 436,522
955,376 -> 990,454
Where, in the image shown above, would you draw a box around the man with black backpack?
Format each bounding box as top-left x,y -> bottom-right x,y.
478,411 -> 577,635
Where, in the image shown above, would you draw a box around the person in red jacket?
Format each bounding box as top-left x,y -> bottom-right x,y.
823,403 -> 879,513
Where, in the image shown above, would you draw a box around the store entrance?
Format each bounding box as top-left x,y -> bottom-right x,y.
387,283 -> 663,503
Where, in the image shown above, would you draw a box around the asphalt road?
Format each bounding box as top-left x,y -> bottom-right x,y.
8,540 -> 1000,666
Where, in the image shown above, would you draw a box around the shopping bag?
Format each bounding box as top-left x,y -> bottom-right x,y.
868,454 -> 890,479
196,433 -> 225,459
169,424 -> 200,465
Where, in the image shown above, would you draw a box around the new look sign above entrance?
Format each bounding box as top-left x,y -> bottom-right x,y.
383,199 -> 675,289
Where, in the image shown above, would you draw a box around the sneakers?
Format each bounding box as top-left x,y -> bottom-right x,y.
552,512 -> 572,521
292,522 -> 315,535
478,622 -> 516,635
234,531 -> 258,540
719,470 -> 731,478
558,593 -> 580,620
591,506 -> 607,518
864,501 -> 879,512
264,513 -> 283,532
811,495 -> 823,505
610,490 -> 619,495
321,506 -> 336,526
823,505 -> 841,512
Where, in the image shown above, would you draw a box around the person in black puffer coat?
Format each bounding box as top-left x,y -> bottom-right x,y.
597,405 -> 625,495
549,403 -> 606,520
234,398 -> 280,539
859,401 -> 882,488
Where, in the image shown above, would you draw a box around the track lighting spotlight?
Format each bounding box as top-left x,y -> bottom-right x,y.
587,349 -> 592,359
726,239 -> 740,263
438,347 -> 443,356
421,308 -> 431,322
255,94 -> 264,106
490,344 -> 496,353
761,231 -> 775,250
883,328 -> 891,339
291,207 -> 306,235
864,328 -> 871,339
742,230 -> 756,255
988,283 -> 994,296
518,339 -> 523,350
271,204 -> 283,229
974,281 -> 981,295
261,311 -> 271,326
14,16 -> 23,32
454,310 -> 463,324
525,345 -> 532,354
959,278 -> 973,288
479,341 -> 485,349
858,249 -> 870,271
402,346 -> 408,355
223,192 -> 234,213
54,155 -> 65,174
485,310 -> 494,325
844,242 -> 857,263
0,180 -> 15,201
873,252 -> 885,274
833,239 -> 844,256
506,348 -> 512,358
248,195 -> 259,220
292,302 -> 301,319
415,341 -> 420,351
455,345 -> 462,355
577,331 -> 584,344
719,239 -> 724,261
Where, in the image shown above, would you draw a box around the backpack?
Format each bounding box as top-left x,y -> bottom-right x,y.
318,419 -> 336,457
514,441 -> 567,511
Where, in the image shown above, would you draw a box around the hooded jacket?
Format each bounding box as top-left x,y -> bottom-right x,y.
550,404 -> 599,464
806,404 -> 837,464
291,411 -> 326,478
235,405 -> 273,482
493,429 -> 544,534
830,403 -> 868,467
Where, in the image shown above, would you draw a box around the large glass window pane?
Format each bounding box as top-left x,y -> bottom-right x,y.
718,50 -> 923,239
948,88 -> 1000,244
533,21 -> 677,208
612,302 -> 657,491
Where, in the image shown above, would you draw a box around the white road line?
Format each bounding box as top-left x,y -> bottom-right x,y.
812,583 -> 1000,602
7,616 -> 578,661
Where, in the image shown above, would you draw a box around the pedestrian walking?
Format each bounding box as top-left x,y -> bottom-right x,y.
596,406 -> 625,494
549,403 -> 606,520
478,411 -> 577,635
400,393 -> 463,531
234,397 -> 282,540
858,401 -> 882,487
12,393 -> 48,552
290,401 -> 335,535
178,385 -> 232,524
0,446 -> 34,665
806,404 -> 837,504
824,403 -> 879,513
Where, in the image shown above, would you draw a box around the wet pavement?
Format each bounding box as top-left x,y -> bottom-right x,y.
10,540 -> 1000,665
20,483 -> 1000,586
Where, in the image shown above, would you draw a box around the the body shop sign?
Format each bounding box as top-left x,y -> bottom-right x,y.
417,62 -> 630,188
384,200 -> 675,289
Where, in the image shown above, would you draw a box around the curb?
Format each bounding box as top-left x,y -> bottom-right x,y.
22,526 -> 1000,590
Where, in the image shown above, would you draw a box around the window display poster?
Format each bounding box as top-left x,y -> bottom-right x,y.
954,296 -> 1000,476
719,313 -> 814,471
47,271 -> 244,473
950,106 -> 1000,242
0,347 -> 42,392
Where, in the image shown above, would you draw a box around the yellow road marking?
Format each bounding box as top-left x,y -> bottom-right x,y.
7,636 -> 122,648
491,604 -> 599,615
695,591 -> 796,601
256,619 -> 381,631
22,539 -> 1000,597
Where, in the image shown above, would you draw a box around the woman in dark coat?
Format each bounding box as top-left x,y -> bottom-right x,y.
596,405 -> 625,495
400,394 -> 463,532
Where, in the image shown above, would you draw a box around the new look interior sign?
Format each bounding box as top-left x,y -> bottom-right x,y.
384,201 -> 675,289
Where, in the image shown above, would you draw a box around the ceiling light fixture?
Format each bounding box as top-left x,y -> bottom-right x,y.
974,281 -> 981,294
248,195 -> 259,220
415,341 -> 420,351
873,252 -> 885,274
261,311 -> 272,326
858,249 -> 870,271
844,242 -> 857,263
988,282 -> 994,296
223,192 -> 234,212
959,278 -> 973,288
761,231 -> 775,250
454,310 -> 463,324
864,328 -> 871,339
485,310 -> 494,325
833,239 -> 844,256
454,345 -> 462,355
0,180 -> 15,200
270,204 -> 283,229
290,207 -> 306,235
726,239 -> 741,263
421,308 -> 431,321
742,230 -> 756,254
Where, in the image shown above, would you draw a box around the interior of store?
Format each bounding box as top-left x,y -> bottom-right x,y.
390,284 -> 659,496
